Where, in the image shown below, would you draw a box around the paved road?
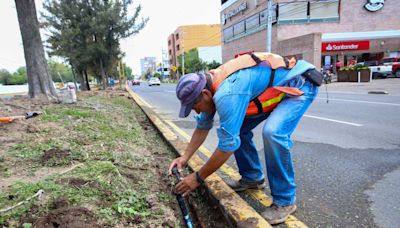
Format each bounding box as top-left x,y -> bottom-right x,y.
130,79 -> 400,227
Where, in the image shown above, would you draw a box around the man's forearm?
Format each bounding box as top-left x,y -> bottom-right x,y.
197,149 -> 233,180
183,128 -> 209,160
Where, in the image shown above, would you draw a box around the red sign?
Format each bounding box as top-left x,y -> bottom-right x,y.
322,41 -> 370,52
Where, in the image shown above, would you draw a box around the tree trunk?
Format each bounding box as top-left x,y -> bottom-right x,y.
79,70 -> 88,91
73,67 -> 86,91
84,70 -> 91,91
15,0 -> 57,99
70,63 -> 79,91
99,59 -> 107,90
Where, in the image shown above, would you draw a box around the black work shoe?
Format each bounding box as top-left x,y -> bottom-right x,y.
227,178 -> 265,192
261,204 -> 297,225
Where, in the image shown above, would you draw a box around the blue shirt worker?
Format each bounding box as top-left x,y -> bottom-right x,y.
168,53 -> 320,224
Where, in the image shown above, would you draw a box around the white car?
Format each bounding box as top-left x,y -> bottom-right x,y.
148,77 -> 161,86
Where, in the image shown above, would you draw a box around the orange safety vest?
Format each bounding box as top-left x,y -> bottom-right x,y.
209,52 -> 304,116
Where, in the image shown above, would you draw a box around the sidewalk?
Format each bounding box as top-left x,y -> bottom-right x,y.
327,78 -> 400,95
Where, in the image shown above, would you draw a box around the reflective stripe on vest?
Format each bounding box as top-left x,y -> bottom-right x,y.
210,52 -> 303,116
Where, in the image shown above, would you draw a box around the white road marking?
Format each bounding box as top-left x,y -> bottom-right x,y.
316,97 -> 400,106
304,114 -> 363,127
165,90 -> 176,93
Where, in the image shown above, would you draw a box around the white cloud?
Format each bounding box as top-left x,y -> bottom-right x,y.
0,0 -> 221,75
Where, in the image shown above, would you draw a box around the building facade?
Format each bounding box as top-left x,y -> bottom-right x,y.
168,24 -> 222,76
221,0 -> 400,70
140,57 -> 157,77
156,50 -> 170,79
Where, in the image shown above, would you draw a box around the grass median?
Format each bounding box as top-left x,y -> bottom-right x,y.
0,90 -> 186,227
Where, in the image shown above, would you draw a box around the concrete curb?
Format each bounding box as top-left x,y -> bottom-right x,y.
0,92 -> 28,97
126,85 -> 271,227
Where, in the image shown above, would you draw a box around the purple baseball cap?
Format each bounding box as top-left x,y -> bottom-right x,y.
176,73 -> 207,118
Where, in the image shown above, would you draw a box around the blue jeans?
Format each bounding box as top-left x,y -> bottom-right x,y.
234,80 -> 318,206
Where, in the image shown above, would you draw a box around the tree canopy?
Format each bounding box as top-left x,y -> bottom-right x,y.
0,68 -> 27,85
48,60 -> 74,83
178,48 -> 221,75
42,0 -> 148,89
178,49 -> 206,74
0,61 -> 75,85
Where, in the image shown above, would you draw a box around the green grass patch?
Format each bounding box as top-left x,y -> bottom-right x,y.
8,140 -> 62,160
0,161 -> 152,226
113,190 -> 150,218
157,192 -> 174,203
7,140 -> 85,167
41,106 -> 104,123
1,94 -> 177,226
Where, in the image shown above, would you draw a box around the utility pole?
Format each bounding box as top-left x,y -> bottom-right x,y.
161,48 -> 165,80
121,60 -> 125,89
117,60 -> 121,88
181,29 -> 185,76
266,0 -> 273,52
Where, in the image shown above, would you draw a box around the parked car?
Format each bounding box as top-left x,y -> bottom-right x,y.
357,61 -> 392,79
131,79 -> 140,86
148,77 -> 161,86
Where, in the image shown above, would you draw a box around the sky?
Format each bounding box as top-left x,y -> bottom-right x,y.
0,0 -> 221,75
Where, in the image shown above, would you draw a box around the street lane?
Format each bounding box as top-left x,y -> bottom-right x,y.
131,83 -> 400,149
129,82 -> 400,227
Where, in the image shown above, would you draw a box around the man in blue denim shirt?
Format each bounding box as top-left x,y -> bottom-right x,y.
169,59 -> 319,224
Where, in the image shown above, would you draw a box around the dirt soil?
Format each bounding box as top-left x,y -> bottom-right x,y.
34,206 -> 101,228
0,89 -> 227,227
41,149 -> 71,164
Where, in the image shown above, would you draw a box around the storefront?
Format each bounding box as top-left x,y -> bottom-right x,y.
220,0 -> 400,70
321,31 -> 400,73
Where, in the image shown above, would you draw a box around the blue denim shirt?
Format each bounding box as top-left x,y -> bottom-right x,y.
195,60 -> 316,152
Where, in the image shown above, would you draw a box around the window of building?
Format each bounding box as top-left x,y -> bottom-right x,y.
279,2 -> 308,24
309,0 -> 339,22
260,5 -> 277,25
222,1 -> 339,43
233,20 -> 245,36
176,33 -> 179,40
168,40 -> 171,45
223,26 -> 234,41
260,9 -> 267,25
176,44 -> 180,50
246,14 -> 259,31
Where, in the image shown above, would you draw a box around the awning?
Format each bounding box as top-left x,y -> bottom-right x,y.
322,30 -> 400,42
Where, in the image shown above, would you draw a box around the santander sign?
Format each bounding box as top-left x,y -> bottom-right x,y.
322,41 -> 370,52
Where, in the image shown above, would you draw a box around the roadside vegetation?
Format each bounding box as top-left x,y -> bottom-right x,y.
0,61 -> 133,86
0,90 -> 178,227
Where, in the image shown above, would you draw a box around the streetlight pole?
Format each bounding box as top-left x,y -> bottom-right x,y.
181,30 -> 185,76
266,0 -> 273,52
161,48 -> 165,80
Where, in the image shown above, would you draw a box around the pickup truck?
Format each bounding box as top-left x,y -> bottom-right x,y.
358,60 -> 392,79
392,63 -> 400,78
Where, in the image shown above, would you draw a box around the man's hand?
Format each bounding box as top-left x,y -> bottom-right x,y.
174,172 -> 199,197
168,156 -> 188,175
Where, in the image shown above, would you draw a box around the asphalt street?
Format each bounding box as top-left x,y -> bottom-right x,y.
129,79 -> 400,227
